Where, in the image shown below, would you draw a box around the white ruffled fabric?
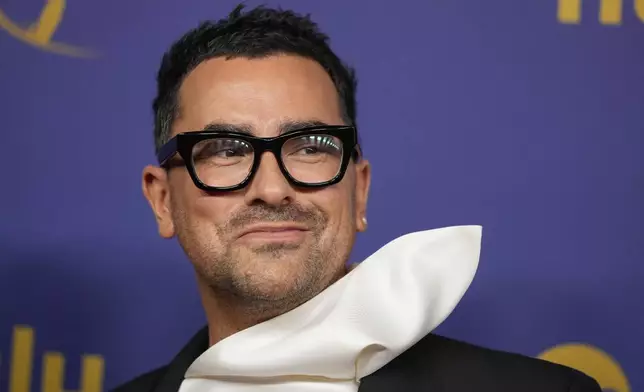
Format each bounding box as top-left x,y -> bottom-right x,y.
179,225 -> 482,392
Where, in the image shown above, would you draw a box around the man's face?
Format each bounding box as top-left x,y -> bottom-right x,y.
143,55 -> 370,309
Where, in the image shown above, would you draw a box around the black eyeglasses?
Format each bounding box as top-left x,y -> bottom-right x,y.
157,125 -> 361,192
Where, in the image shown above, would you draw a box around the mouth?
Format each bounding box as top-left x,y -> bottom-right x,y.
236,223 -> 310,244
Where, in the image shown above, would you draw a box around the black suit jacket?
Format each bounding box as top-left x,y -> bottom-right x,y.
112,327 -> 601,392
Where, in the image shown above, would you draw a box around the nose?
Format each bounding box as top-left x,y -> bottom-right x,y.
243,152 -> 295,207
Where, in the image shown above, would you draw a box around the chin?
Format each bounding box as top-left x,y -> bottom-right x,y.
244,263 -> 312,291
233,257 -> 325,303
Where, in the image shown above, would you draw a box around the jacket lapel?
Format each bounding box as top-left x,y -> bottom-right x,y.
152,327 -> 209,392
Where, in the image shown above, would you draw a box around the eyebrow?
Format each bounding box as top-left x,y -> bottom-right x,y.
201,119 -> 333,136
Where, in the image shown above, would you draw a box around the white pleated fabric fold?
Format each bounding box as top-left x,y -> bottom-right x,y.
180,225 -> 482,392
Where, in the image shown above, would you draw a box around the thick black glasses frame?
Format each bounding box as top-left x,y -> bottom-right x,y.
157,125 -> 361,192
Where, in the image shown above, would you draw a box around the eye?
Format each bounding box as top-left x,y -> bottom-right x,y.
192,139 -> 253,163
300,146 -> 320,155
216,148 -> 244,158
289,136 -> 341,155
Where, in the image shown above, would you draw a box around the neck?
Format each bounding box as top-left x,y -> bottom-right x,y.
195,280 -> 276,346
205,307 -> 274,347
196,268 -> 347,346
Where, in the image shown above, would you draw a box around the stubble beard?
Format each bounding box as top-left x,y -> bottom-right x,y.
175,203 -> 345,319
206,236 -> 331,317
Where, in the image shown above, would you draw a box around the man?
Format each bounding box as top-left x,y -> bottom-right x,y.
114,4 -> 601,392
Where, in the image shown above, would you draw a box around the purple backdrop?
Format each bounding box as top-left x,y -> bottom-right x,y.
0,0 -> 642,391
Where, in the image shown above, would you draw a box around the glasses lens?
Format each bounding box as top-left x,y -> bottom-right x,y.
282,134 -> 344,184
191,138 -> 254,188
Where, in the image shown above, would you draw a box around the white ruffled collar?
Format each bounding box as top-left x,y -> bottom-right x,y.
179,225 -> 482,392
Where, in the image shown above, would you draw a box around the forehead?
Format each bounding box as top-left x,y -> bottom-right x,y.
174,55 -> 345,136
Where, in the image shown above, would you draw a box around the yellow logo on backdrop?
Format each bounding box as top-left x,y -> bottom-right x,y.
558,0 -> 644,24
1,325 -> 104,392
539,343 -> 630,392
0,0 -> 97,57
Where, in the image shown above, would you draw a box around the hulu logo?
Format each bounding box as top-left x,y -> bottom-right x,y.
2,326 -> 104,392
558,0 -> 644,24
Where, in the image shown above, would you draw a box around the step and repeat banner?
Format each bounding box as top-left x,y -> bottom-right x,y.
0,0 -> 642,391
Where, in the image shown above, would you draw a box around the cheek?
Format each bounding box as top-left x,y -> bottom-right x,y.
171,175 -> 234,231
315,188 -> 356,269
313,185 -> 356,239
192,195 -> 238,230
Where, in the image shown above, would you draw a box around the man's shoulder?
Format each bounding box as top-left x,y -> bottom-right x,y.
110,366 -> 168,392
110,326 -> 210,392
371,333 -> 601,391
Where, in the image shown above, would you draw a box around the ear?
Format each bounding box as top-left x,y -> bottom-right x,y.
353,159 -> 371,232
142,165 -> 175,239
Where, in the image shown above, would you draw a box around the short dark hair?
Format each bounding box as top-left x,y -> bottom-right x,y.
152,4 -> 358,154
